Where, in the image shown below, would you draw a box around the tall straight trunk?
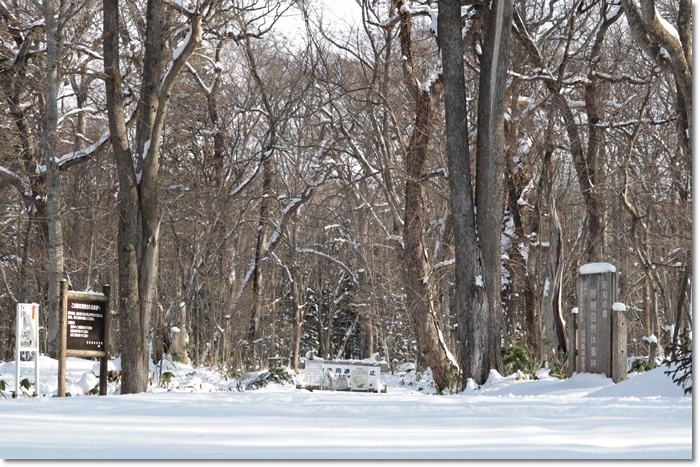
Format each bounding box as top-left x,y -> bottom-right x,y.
43,0 -> 65,358
103,0 -> 202,393
243,37 -> 276,370
248,146 -> 272,369
104,0 -> 145,393
474,0 -> 512,378
438,0 -> 484,387
291,278 -> 302,372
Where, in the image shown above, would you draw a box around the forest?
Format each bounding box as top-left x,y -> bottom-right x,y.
0,0 -> 692,394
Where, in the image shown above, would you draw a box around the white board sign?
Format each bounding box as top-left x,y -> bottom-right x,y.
17,303 -> 39,350
302,358 -> 324,386
350,365 -> 368,390
367,365 -> 381,390
15,303 -> 40,397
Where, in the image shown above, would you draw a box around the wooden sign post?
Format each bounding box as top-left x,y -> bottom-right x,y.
58,280 -> 111,396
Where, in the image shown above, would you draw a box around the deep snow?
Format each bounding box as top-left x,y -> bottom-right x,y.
0,355 -> 692,460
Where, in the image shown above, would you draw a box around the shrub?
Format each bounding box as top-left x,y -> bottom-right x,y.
246,367 -> 295,390
502,344 -> 533,377
664,329 -> 692,395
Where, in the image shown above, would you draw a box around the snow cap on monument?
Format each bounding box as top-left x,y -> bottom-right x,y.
579,262 -> 616,275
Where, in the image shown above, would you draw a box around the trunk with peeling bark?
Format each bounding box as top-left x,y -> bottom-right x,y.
395,0 -> 456,393
622,0 -> 692,171
539,197 -> 567,363
402,88 -> 455,392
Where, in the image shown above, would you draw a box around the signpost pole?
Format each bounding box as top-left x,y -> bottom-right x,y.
34,313 -> 39,396
14,304 -> 20,399
58,280 -> 68,397
99,284 -> 111,396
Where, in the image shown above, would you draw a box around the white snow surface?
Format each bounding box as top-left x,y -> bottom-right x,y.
0,356 -> 691,460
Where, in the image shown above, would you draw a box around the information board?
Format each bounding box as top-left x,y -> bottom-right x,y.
350,365 -> 368,390
17,303 -> 39,350
302,358 -> 324,387
15,303 -> 40,397
66,297 -> 106,352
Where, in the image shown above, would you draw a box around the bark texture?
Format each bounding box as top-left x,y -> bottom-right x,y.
103,0 -> 202,393
396,0 -> 457,392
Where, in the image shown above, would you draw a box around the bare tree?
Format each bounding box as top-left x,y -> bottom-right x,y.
103,0 -> 202,393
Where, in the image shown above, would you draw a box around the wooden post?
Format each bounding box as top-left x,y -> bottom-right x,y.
99,284 -> 111,396
612,303 -> 627,383
567,308 -> 578,377
57,280 -> 68,397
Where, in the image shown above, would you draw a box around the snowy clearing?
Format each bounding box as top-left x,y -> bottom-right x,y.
0,356 -> 691,460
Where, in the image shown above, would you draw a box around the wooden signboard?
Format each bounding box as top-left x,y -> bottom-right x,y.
58,280 -> 111,397
66,297 -> 107,352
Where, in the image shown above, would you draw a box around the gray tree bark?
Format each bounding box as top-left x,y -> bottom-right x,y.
438,0 -> 484,388
42,0 -> 66,358
103,0 -> 202,393
473,0 -> 512,381
396,0 -> 457,393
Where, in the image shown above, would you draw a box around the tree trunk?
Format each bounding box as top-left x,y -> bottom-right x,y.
103,0 -> 202,393
539,196 -> 567,364
360,313 -> 374,359
43,0 -> 66,358
168,302 -> 189,364
438,0 -> 482,388
397,1 -> 456,393
474,0 -> 512,379
291,276 -> 302,373
243,37 -> 276,370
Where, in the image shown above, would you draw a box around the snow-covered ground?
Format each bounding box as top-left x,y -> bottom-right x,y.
0,356 -> 691,460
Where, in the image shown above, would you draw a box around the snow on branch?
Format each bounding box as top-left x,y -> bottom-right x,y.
160,10 -> 202,95
228,184 -> 318,316
57,107 -> 98,128
432,257 -> 455,273
592,70 -> 649,85
186,62 -> 213,95
163,0 -> 196,16
297,248 -> 359,289
35,131 -> 110,175
420,60 -> 442,93
0,166 -> 31,203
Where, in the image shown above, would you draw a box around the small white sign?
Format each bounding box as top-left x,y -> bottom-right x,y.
350,365 -> 368,390
302,358 -> 324,386
15,303 -> 40,397
17,303 -> 39,350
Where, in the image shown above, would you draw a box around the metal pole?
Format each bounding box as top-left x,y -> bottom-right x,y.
14,304 -> 20,399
